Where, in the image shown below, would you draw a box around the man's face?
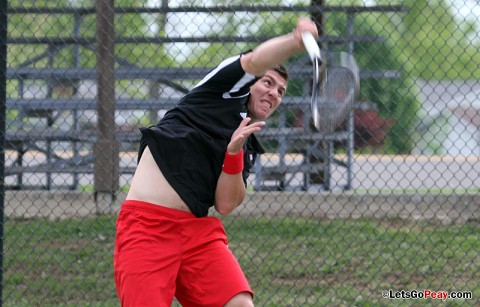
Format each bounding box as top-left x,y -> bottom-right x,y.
247,69 -> 287,121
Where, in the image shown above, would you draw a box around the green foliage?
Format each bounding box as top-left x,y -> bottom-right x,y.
7,0 -> 175,69
9,0 -> 70,8
401,0 -> 480,79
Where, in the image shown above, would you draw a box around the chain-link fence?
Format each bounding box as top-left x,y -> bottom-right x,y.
2,1 -> 479,306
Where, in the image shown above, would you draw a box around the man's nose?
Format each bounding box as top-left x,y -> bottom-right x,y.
267,87 -> 278,98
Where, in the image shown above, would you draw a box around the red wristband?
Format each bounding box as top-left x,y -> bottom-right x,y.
222,149 -> 244,174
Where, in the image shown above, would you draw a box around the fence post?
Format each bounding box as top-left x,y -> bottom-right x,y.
0,0 -> 7,304
94,0 -> 119,214
309,0 -> 327,187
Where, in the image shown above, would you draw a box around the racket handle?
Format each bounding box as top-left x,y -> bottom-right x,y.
301,32 -> 321,62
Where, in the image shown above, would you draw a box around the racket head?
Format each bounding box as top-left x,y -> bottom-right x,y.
311,51 -> 359,133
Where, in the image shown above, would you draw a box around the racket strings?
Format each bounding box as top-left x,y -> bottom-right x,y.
315,66 -> 356,133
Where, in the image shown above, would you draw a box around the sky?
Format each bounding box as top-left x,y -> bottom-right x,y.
449,0 -> 480,42
451,0 -> 480,18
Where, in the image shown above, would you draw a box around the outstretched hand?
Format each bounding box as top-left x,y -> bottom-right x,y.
227,117 -> 265,154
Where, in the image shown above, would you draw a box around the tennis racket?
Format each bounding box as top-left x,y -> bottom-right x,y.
301,32 -> 359,133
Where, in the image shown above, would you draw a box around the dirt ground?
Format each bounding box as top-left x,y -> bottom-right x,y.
3,190 -> 479,225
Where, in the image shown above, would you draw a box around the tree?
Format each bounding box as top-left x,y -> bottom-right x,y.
400,0 -> 480,80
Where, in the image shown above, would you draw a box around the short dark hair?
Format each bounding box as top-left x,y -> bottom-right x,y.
273,64 -> 289,82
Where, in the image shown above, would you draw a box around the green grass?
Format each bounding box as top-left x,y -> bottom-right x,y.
3,215 -> 479,306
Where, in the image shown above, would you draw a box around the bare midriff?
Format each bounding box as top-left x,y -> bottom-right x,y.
126,146 -> 191,213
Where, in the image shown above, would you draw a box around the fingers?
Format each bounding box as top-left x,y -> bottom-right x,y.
234,123 -> 265,143
238,116 -> 252,128
239,118 -> 265,135
227,118 -> 265,154
238,117 -> 265,131
295,17 -> 319,38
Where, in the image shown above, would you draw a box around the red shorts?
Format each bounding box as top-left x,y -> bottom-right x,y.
114,200 -> 253,307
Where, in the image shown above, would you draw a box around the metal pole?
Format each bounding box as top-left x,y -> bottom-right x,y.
94,0 -> 119,213
309,0 -> 326,189
0,0 -> 8,304
72,10 -> 81,190
345,12 -> 355,190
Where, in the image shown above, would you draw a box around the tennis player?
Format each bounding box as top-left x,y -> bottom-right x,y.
114,17 -> 318,307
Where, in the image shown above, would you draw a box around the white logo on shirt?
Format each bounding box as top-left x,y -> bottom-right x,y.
222,92 -> 250,99
240,112 -> 247,119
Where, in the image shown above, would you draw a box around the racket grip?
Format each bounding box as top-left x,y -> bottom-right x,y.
301,32 -> 321,61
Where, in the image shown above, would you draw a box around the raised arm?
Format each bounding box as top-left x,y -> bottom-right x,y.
240,17 -> 318,77
215,18 -> 318,216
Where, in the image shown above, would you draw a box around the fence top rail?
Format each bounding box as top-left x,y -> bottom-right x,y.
6,66 -> 320,80
6,97 -> 311,111
7,98 -> 376,112
7,5 -> 409,15
6,67 -> 213,80
7,35 -> 386,45
7,66 -> 392,80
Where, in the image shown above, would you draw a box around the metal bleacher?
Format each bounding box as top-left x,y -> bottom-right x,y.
4,4 -> 407,191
